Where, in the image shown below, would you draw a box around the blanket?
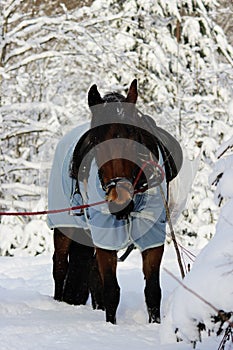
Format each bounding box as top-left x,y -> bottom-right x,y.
47,122 -> 90,230
47,123 -> 168,251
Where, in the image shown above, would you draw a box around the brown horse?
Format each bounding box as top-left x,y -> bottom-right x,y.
69,79 -> 183,324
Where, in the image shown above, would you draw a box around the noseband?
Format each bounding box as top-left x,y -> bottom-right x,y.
102,177 -> 134,196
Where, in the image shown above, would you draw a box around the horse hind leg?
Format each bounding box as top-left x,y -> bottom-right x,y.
53,228 -> 71,301
96,248 -> 120,324
142,245 -> 164,323
63,239 -> 95,305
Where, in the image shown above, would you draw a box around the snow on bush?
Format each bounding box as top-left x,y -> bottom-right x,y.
0,215 -> 52,256
162,137 -> 233,347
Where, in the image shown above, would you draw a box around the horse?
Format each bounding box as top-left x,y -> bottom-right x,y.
68,79 -> 183,324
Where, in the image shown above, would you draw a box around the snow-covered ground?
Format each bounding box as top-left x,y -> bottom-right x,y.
0,245 -> 223,350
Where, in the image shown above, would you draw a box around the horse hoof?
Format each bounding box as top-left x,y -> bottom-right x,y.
63,291 -> 89,306
149,316 -> 161,324
54,296 -> 62,302
148,308 -> 161,324
106,314 -> 116,324
92,302 -> 105,311
97,305 -> 105,311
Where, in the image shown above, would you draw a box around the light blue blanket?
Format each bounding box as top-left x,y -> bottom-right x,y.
47,122 -> 90,230
48,123 -> 167,252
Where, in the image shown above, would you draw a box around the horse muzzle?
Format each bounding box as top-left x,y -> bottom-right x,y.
108,199 -> 134,220
105,179 -> 135,220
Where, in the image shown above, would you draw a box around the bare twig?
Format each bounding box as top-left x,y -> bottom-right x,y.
217,144 -> 233,159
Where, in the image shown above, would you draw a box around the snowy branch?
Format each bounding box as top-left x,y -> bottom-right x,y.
1,183 -> 46,196
0,155 -> 50,171
5,51 -> 80,72
0,198 -> 42,211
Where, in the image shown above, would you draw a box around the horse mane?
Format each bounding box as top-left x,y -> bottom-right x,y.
102,92 -> 125,103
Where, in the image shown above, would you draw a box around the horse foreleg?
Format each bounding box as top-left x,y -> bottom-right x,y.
96,248 -> 120,324
89,255 -> 105,311
142,245 -> 164,323
53,228 -> 71,301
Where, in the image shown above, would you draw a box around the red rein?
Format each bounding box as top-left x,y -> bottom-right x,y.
0,200 -> 107,217
0,161 -> 164,217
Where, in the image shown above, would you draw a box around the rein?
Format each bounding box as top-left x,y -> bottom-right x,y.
133,160 -> 165,191
0,200 -> 107,217
0,160 -> 165,217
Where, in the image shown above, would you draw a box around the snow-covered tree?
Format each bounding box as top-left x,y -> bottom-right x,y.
163,136 -> 233,347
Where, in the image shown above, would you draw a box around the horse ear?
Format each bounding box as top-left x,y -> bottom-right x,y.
88,84 -> 103,107
125,79 -> 138,104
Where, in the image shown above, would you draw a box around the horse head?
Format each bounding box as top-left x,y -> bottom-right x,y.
87,80 -> 140,219
71,79 -> 168,220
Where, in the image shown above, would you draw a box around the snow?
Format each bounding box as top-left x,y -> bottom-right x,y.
0,245 -> 223,350
163,139 -> 233,347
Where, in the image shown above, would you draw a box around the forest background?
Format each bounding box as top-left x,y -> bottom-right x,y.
0,0 -> 232,256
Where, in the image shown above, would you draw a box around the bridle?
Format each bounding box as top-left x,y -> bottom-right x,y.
101,177 -> 134,195
96,152 -> 165,220
98,155 -> 165,199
